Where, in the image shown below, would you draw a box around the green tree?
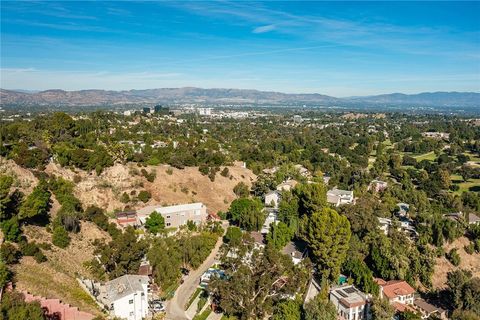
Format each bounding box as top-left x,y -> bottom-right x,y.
138,190 -> 151,203
1,217 -> 21,242
0,175 -> 13,218
18,182 -> 51,222
224,226 -> 243,247
272,300 -> 301,320
294,183 -> 327,216
278,191 -> 300,234
266,222 -> 294,249
303,295 -> 337,320
52,226 -> 70,248
371,297 -> 395,320
228,198 -> 265,231
0,261 -> 12,288
145,212 -> 165,234
343,258 -> 379,294
233,182 -> 250,198
301,208 -> 351,281
0,242 -> 20,264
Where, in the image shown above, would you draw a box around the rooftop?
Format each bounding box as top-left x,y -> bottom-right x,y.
327,188 -> 353,197
137,202 -> 205,216
378,280 -> 415,299
330,285 -> 367,308
104,275 -> 149,303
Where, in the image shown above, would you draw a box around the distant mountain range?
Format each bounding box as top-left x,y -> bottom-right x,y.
0,87 -> 478,108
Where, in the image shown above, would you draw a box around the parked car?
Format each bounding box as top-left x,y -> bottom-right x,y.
150,300 -> 165,312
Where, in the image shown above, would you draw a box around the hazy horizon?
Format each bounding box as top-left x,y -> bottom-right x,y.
1,1 -> 479,97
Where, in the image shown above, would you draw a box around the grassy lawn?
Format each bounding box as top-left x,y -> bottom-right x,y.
193,309 -> 212,320
413,151 -> 437,162
185,288 -> 202,310
456,178 -> 480,193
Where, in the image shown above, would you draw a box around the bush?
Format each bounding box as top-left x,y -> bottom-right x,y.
220,167 -> 229,177
0,242 -> 20,264
52,227 -> 70,248
120,192 -> 130,203
199,164 -> 209,176
1,217 -> 22,242
141,169 -> 156,182
166,168 -> 173,175
446,248 -> 461,266
138,190 -> 151,203
20,241 -> 41,256
33,250 -> 47,263
464,243 -> 475,255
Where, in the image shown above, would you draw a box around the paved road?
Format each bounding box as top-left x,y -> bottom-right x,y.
165,221 -> 228,320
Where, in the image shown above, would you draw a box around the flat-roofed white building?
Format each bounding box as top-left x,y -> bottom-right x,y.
330,285 -> 369,320
138,203 -> 207,228
327,188 -> 354,206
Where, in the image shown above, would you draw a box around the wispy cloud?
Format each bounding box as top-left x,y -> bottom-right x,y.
252,24 -> 276,33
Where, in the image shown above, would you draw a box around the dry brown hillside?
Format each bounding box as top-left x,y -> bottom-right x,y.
45,161 -> 257,214
13,221 -> 110,315
0,157 -> 38,194
432,237 -> 480,289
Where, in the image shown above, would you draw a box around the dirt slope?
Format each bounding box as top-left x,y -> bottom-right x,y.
13,221 -> 110,315
45,162 -> 256,214
432,237 -> 480,289
0,157 -> 38,194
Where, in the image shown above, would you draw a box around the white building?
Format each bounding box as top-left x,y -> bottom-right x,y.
327,188 -> 354,206
197,107 -> 212,116
265,191 -> 281,208
276,179 -> 298,192
137,202 -> 208,228
330,285 -> 369,320
99,275 -> 149,320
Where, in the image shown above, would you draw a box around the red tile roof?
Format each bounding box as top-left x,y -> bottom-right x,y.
380,280 -> 415,299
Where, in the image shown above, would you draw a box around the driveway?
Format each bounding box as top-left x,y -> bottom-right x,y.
165,221 -> 228,320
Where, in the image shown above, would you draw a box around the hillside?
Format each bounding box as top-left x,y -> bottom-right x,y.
432,237 -> 480,289
44,161 -> 256,215
1,87 -> 478,108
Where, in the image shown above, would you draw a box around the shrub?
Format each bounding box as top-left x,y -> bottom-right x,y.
464,243 -> 475,255
20,241 -> 41,256
0,242 -> 20,264
199,164 -> 209,176
33,250 -> 47,263
138,190 -> 151,203
220,167 -> 229,177
52,227 -> 70,248
446,248 -> 461,266
166,168 -> 173,175
1,217 -> 21,242
73,175 -> 82,184
120,192 -> 130,203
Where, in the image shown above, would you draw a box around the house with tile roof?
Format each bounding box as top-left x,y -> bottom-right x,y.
375,279 -> 415,312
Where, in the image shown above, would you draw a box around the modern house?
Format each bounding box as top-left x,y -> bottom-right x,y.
327,188 -> 355,206
329,285 -> 369,320
137,202 -> 208,228
90,275 -> 150,320
376,279 -> 415,311
421,132 -> 450,140
264,190 -> 281,208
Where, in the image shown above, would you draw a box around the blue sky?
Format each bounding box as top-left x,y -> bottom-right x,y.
1,1 -> 479,96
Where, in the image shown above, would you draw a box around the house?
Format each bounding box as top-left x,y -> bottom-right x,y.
444,212 -> 463,223
422,132 -> 450,140
276,179 -> 298,192
414,299 -> 447,319
294,164 -> 311,178
250,231 -> 266,249
329,285 -> 369,320
281,241 -> 307,265
376,279 -> 415,311
368,179 -> 388,193
262,166 -> 279,175
468,213 -> 480,225
265,191 -> 281,208
327,188 -> 354,206
116,211 -> 139,227
137,202 -> 207,228
98,275 -> 150,320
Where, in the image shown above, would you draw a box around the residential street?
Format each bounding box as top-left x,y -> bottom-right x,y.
165,221 -> 228,320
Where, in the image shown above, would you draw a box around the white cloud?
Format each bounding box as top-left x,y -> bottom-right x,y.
252,24 -> 275,34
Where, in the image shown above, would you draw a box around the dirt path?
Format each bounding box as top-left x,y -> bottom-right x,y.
165,221 -> 228,320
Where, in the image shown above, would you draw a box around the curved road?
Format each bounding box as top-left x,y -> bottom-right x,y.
165,221 -> 228,320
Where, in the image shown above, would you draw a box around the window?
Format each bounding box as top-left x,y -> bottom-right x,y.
141,292 -> 145,296
129,299 -> 134,304
166,222 -> 171,226
166,215 -> 171,219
